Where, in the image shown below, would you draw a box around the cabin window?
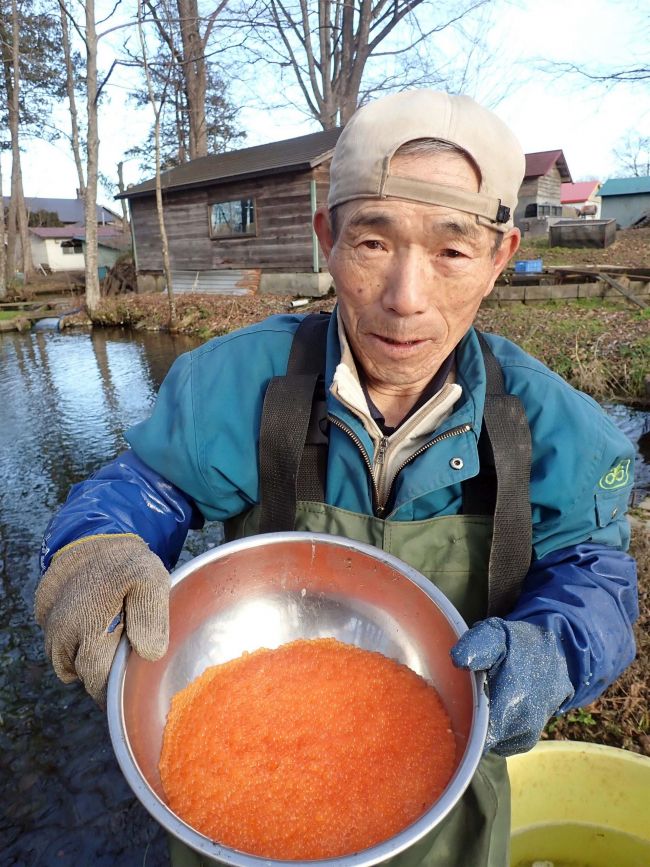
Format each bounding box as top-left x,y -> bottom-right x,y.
537,204 -> 563,217
209,198 -> 256,238
61,240 -> 83,255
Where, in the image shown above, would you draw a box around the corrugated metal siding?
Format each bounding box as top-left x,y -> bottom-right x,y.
171,269 -> 261,295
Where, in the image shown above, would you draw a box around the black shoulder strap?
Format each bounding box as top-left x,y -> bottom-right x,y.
258,318 -> 532,618
475,331 -> 533,617
258,313 -> 330,534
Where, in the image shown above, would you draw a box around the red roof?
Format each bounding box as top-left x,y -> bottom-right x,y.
561,181 -> 599,203
524,150 -> 572,182
30,225 -> 129,251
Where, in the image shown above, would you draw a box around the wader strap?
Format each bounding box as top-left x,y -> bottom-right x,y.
258,314 -> 329,533
461,421 -> 496,516
477,332 -> 533,617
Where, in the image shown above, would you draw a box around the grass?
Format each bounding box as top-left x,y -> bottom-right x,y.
0,310 -> 23,321
476,300 -> 650,401
59,292 -> 650,402
619,336 -> 650,397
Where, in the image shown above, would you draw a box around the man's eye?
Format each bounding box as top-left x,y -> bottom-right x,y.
441,248 -> 465,258
361,240 -> 384,250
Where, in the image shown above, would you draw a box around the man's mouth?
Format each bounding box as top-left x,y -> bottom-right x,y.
375,335 -> 424,346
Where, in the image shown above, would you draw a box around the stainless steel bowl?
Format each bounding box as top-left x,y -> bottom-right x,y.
107,532 -> 488,867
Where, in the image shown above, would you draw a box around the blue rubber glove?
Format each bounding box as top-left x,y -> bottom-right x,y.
451,617 -> 574,757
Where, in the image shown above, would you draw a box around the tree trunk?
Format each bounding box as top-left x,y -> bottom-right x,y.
139,0 -> 175,326
117,161 -> 130,235
177,0 -> 207,159
59,0 -> 86,198
0,155 -> 6,299
5,184 -> 16,282
0,12 -> 17,279
84,0 -> 101,312
9,0 -> 33,281
154,110 -> 176,327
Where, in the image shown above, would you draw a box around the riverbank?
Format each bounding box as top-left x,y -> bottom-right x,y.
62,293 -> 650,403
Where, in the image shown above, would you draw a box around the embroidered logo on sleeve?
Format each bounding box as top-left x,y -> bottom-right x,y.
598,459 -> 631,490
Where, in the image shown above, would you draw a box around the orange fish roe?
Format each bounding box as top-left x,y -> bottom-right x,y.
159,638 -> 456,860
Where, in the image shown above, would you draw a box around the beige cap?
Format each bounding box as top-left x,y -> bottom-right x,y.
328,90 -> 525,232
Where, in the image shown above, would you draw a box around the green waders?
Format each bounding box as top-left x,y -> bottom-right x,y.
168,315 -> 532,867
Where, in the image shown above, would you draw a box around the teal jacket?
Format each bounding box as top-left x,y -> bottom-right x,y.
41,311 -> 638,707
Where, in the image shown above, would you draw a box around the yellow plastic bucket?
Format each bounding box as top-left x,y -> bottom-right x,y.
507,741 -> 650,867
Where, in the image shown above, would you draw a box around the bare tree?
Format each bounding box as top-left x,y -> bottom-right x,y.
144,0 -> 229,160
116,161 -> 129,230
246,0 -> 491,129
0,154 -> 6,298
124,49 -> 242,172
82,0 -> 101,311
58,0 -> 130,313
59,0 -> 85,198
614,133 -> 650,178
538,8 -> 648,90
0,0 -> 65,283
1,0 -> 34,281
137,0 -> 176,327
543,61 -> 650,85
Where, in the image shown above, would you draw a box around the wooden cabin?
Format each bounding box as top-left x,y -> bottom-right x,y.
118,129 -> 342,296
514,150 -> 572,238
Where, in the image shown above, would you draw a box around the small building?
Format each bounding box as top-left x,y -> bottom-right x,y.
118,128 -> 343,296
599,177 -> 650,228
561,181 -> 601,218
29,225 -> 129,272
515,150 -> 572,237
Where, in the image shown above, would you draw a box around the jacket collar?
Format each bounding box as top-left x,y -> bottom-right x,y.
324,306 -> 488,441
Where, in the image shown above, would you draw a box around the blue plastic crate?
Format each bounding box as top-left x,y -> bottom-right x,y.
514,259 -> 543,273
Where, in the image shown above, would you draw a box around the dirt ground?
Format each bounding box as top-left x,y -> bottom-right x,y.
517,226 -> 650,268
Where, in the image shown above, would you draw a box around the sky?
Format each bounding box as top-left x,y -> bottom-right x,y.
3,0 -> 648,208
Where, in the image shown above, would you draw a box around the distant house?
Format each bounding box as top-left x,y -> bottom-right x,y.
3,195 -> 123,227
515,150 -> 572,237
561,181 -> 601,218
599,177 -> 650,228
29,225 -> 129,272
117,128 -> 342,296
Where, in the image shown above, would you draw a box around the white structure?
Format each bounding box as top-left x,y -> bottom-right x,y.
560,181 -> 602,219
29,226 -> 128,272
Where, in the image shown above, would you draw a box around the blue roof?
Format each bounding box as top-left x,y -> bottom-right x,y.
599,177 -> 650,197
2,196 -> 121,222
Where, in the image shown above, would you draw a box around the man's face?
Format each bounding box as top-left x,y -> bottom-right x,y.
314,150 -> 519,397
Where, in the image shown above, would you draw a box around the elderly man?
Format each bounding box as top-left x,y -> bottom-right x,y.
36,91 -> 637,866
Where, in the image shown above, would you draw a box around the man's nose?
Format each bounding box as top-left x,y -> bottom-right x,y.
380,248 -> 431,316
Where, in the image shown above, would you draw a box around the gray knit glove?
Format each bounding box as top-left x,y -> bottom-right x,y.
34,535 -> 170,707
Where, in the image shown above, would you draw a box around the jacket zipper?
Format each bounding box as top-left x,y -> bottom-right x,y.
327,414 -> 472,517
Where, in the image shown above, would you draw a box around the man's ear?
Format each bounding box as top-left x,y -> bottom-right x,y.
494,228 -> 520,274
483,228 -> 521,300
314,206 -> 334,259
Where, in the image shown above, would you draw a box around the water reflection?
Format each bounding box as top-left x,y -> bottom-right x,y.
0,327 -> 205,867
1,326 -> 648,865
